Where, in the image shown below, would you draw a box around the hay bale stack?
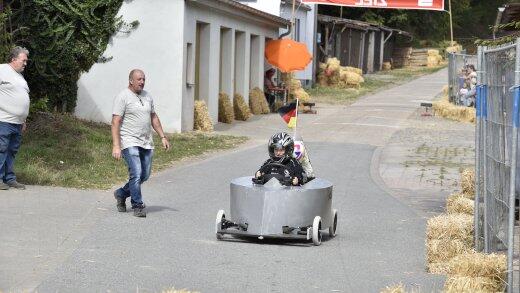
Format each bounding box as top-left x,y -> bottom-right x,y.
432,94 -> 476,123
382,62 -> 392,71
193,100 -> 213,132
233,93 -> 251,121
282,73 -> 311,104
318,57 -> 364,89
380,283 -> 405,293
427,49 -> 442,67
446,193 -> 474,215
446,45 -> 463,54
444,252 -> 507,292
460,169 -> 475,198
249,87 -> 269,115
218,93 -> 234,123
426,213 -> 474,273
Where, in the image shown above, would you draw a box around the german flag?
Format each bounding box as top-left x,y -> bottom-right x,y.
278,101 -> 297,128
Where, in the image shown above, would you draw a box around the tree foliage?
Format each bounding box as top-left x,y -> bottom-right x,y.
0,0 -> 135,112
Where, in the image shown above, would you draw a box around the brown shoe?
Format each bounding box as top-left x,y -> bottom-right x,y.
6,181 -> 25,190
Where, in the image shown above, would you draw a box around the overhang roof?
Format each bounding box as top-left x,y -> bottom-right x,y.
187,0 -> 290,27
498,3 -> 520,28
317,14 -> 411,37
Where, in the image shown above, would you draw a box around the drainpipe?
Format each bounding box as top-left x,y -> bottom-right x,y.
279,24 -> 292,39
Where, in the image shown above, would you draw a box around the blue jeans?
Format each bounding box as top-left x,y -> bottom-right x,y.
115,146 -> 153,208
0,122 -> 22,183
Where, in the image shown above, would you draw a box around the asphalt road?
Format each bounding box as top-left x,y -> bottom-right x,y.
35,143 -> 443,293
1,69 -> 449,292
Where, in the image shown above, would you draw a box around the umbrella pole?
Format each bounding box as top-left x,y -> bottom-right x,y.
291,0 -> 296,40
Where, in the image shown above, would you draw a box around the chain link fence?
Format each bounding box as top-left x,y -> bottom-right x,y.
475,40 -> 519,292
448,52 -> 478,105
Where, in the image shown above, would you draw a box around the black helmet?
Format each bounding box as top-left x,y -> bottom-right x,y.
268,132 -> 294,162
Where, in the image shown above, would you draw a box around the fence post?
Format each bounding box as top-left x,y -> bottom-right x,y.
475,46 -> 483,251
481,46 -> 490,253
506,38 -> 520,293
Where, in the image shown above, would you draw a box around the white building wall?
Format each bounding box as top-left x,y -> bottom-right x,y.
75,0 -> 184,133
183,1 -> 281,129
280,4 -> 316,84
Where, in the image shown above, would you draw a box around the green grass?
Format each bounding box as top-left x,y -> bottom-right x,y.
307,65 -> 447,104
15,113 -> 247,189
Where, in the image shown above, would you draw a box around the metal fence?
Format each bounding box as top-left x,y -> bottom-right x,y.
475,40 -> 520,292
448,52 -> 477,105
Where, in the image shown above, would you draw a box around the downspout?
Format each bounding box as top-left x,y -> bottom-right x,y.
279,24 -> 292,39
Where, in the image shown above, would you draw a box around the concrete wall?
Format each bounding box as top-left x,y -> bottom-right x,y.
183,0 -> 281,130
75,0 -> 184,133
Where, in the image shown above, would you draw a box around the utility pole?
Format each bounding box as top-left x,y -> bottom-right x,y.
448,0 -> 454,45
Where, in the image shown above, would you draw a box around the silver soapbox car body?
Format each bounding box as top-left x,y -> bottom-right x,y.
215,176 -> 337,245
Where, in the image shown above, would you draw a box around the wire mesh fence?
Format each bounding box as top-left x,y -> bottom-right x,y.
475,41 -> 519,292
448,53 -> 477,105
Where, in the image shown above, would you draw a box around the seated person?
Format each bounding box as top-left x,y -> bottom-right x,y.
254,132 -> 304,186
264,68 -> 286,110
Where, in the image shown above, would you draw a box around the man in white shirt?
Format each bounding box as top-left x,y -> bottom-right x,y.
0,46 -> 30,190
111,69 -> 170,217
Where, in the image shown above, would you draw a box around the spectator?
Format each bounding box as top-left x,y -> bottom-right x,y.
0,46 -> 30,190
112,69 -> 170,218
264,68 -> 277,110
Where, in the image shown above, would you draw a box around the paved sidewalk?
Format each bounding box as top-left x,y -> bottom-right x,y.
0,68 -> 475,292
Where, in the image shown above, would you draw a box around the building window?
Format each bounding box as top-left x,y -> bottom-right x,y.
294,18 -> 300,42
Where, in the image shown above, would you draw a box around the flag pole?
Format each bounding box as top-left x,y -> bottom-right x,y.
293,98 -> 299,138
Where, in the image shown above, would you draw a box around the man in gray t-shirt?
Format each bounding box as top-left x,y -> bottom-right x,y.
112,69 -> 170,218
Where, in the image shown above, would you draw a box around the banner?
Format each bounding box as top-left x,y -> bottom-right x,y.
301,0 -> 444,11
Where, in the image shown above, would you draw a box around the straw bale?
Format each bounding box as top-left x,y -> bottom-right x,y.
426,239 -> 472,273
446,193 -> 474,215
249,87 -> 269,115
218,93 -> 234,123
444,276 -> 503,293
292,88 -> 310,103
233,93 -> 252,121
326,57 -> 341,72
426,213 -> 473,243
318,73 -> 329,86
382,62 -> 392,71
319,62 -> 327,70
193,100 -> 213,132
448,252 -> 506,281
427,56 -> 440,67
446,45 -> 463,54
461,169 -> 475,198
273,99 -> 284,112
432,94 -> 476,123
380,283 -> 405,293
341,66 -> 363,76
427,49 -> 440,56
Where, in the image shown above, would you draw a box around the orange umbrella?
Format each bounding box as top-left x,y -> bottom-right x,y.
265,39 -> 312,73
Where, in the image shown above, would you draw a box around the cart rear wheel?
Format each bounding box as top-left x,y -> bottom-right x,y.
312,216 -> 322,246
215,210 -> 225,240
329,209 -> 338,238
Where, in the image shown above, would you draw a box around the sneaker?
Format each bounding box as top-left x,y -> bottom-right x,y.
114,191 -> 126,212
7,181 -> 25,190
133,207 -> 146,218
0,182 -> 9,190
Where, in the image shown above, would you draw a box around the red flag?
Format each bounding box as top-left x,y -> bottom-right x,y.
301,0 -> 444,11
278,102 -> 297,127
